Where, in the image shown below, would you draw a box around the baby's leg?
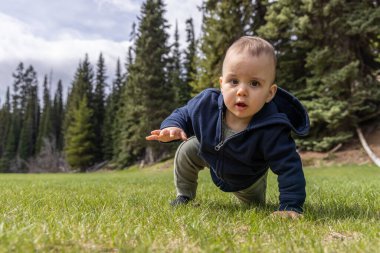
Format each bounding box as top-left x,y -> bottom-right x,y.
232,172 -> 268,205
174,136 -> 208,199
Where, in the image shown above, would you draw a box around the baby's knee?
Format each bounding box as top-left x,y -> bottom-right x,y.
174,137 -> 208,169
233,190 -> 266,206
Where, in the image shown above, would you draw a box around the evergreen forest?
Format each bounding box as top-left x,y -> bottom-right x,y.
0,0 -> 379,172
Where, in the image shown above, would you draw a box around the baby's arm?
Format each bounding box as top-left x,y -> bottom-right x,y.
146,127 -> 187,142
263,126 -> 306,216
147,89 -> 214,143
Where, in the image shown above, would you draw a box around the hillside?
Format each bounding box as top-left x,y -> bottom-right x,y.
300,123 -> 380,167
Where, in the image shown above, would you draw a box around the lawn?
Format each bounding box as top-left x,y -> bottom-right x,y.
0,161 -> 379,252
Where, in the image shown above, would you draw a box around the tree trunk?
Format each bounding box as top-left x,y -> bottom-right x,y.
356,127 -> 380,167
142,146 -> 155,167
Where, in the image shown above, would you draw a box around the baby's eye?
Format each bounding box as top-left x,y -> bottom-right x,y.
249,80 -> 260,87
229,79 -> 239,85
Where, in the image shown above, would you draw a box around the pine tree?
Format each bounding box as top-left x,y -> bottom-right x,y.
64,55 -> 96,169
65,97 -> 95,172
18,66 -> 40,165
64,55 -> 94,132
103,59 -> 123,160
0,88 -> 11,166
260,0 -> 380,151
0,63 -> 25,171
251,0 -> 268,31
11,63 -> 24,113
52,80 -> 64,151
258,0 -> 309,92
36,75 -> 53,153
18,85 -> 40,164
21,65 -> 38,114
103,94 -> 114,161
93,53 -> 107,161
116,0 -> 173,167
182,18 -> 196,100
112,36 -> 134,163
192,0 -> 258,92
168,21 -> 185,107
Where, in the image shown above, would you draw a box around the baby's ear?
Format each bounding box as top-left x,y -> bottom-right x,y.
219,77 -> 223,91
266,84 -> 277,103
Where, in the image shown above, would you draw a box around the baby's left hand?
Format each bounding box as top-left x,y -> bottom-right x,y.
271,211 -> 303,219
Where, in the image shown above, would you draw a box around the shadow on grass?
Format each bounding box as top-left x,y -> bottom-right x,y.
191,199 -> 273,214
182,200 -> 379,221
303,203 -> 380,221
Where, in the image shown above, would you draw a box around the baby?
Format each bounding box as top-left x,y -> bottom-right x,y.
146,36 -> 310,218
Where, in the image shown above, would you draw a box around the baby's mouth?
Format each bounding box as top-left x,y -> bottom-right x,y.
235,102 -> 248,109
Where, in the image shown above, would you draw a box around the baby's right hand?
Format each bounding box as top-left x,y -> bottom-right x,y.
145,127 -> 188,142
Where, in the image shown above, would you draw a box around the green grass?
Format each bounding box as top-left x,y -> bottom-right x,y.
0,161 -> 379,252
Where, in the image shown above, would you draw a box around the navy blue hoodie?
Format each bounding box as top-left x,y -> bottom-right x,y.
161,88 -> 310,213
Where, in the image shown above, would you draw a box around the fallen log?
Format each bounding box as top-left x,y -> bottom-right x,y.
356,127 -> 380,167
328,143 -> 342,154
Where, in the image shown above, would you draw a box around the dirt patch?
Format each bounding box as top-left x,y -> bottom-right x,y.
300,145 -> 371,167
300,123 -> 380,167
323,231 -> 362,243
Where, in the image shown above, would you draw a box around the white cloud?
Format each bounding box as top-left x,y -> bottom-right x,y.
0,12 -> 131,99
95,0 -> 140,12
0,0 -> 204,103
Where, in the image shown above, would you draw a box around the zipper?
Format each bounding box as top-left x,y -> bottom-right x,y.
214,128 -> 246,180
214,107 -> 245,179
216,108 -> 224,150
215,141 -> 224,151
214,108 -> 225,179
215,117 -> 284,151
215,131 -> 245,151
215,108 -> 247,151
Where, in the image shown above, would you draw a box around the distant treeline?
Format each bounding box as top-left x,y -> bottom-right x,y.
0,0 -> 379,172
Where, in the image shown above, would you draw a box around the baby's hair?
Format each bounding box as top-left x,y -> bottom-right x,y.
223,36 -> 277,82
225,36 -> 277,68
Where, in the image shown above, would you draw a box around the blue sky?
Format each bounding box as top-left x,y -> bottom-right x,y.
0,0 -> 202,101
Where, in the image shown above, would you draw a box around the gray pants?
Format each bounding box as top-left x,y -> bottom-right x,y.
174,136 -> 267,205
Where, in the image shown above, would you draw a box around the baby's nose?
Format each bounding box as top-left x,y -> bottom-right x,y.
236,85 -> 248,96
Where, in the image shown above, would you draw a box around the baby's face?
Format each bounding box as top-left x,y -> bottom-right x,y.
219,51 -> 277,126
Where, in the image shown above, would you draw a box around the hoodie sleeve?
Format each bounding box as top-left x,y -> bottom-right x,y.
160,89 -> 212,137
160,105 -> 194,137
263,126 -> 306,213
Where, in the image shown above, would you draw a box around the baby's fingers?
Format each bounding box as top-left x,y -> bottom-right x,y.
159,129 -> 170,137
145,130 -> 161,141
147,128 -> 186,142
146,134 -> 159,141
150,130 -> 161,135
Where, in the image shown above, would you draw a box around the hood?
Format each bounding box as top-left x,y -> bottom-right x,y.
217,87 -> 310,136
270,87 -> 310,136
243,87 -> 310,136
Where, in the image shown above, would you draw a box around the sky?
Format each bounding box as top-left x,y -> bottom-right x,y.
0,0 -> 203,102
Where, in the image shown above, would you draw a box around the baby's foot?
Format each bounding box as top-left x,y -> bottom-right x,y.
170,195 -> 191,206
